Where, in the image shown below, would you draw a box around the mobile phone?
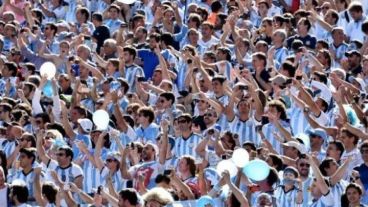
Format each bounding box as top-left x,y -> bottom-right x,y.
164,169 -> 172,175
296,75 -> 302,80
71,64 -> 80,76
221,154 -> 228,160
303,107 -> 310,113
207,129 -> 215,135
187,59 -> 193,64
127,93 -> 133,98
84,35 -> 91,41
137,76 -> 145,82
255,125 -> 262,132
239,64 -> 244,70
68,56 -> 75,62
131,142 -> 135,150
193,68 -> 199,73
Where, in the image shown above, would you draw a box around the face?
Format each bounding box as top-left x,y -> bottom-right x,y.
238,100 -> 250,114
105,156 -> 119,170
252,56 -> 265,69
152,70 -> 162,85
19,152 -> 32,168
109,8 -> 119,19
258,3 -> 268,15
346,187 -> 361,204
188,32 -> 199,43
211,80 -> 223,94
350,10 -> 362,21
203,110 -> 217,125
178,158 -> 189,173
177,118 -> 190,132
325,160 -> 338,176
340,131 -> 355,148
60,43 -> 69,55
296,159 -> 310,177
297,20 -> 308,34
283,171 -> 296,181
201,25 -> 212,38
326,143 -> 340,160
142,145 -> 154,161
56,149 -> 69,165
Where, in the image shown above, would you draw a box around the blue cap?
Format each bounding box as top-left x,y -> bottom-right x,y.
307,128 -> 327,140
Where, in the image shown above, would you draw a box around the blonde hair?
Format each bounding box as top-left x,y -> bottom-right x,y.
142,187 -> 174,205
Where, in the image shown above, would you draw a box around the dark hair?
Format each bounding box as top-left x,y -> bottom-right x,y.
212,75 -> 227,84
19,147 -> 37,164
59,146 -> 74,161
117,78 -> 129,94
348,3 -> 363,13
341,183 -> 363,207
341,128 -> 359,145
149,33 -> 161,42
123,45 -> 137,59
23,82 -> 36,93
217,47 -> 231,61
268,100 -> 288,121
242,142 -> 257,151
161,32 -> 174,48
34,113 -> 51,124
0,103 -> 12,112
5,62 -> 17,76
268,153 -> 283,171
329,140 -> 345,158
77,7 -> 90,22
188,13 -> 202,28
155,174 -> 171,185
160,92 -> 175,105
252,52 -> 267,67
319,157 -> 335,176
137,107 -> 155,123
73,106 -> 87,118
119,188 -> 139,205
281,61 -> 296,77
92,12 -> 103,22
299,17 -> 312,31
42,183 -> 58,203
211,1 -> 223,13
45,23 -> 57,36
362,20 -> 368,35
11,184 -> 29,203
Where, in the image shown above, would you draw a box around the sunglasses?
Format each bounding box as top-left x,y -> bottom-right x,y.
106,159 -> 116,163
360,149 -> 368,154
204,113 -> 215,117
18,138 -> 29,142
45,136 -> 54,140
299,163 -> 310,167
126,110 -> 133,114
56,153 -> 66,157
45,27 -> 51,30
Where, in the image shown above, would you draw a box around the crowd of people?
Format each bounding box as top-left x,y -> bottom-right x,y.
1,0 -> 368,206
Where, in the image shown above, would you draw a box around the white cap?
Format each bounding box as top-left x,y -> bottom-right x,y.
282,141 -> 307,154
77,118 -> 93,133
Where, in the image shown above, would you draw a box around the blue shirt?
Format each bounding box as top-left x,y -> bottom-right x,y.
135,123 -> 160,144
138,49 -> 159,79
72,134 -> 92,159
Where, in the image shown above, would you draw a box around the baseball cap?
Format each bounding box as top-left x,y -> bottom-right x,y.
345,50 -> 361,57
282,141 -> 307,154
270,74 -> 287,86
349,76 -> 366,92
307,128 -> 327,140
77,118 -> 93,133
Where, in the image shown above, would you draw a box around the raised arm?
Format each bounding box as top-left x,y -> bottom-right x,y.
94,132 -> 107,171
330,156 -> 353,185
60,103 -> 76,140
159,120 -> 169,165
223,171 -> 249,207
120,148 -> 133,180
36,130 -> 51,165
308,155 -> 329,195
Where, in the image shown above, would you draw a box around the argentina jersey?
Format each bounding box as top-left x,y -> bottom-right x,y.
101,167 -> 128,192
274,186 -> 300,207
8,169 -> 39,199
330,42 -> 349,68
124,64 -> 144,92
228,115 -> 260,146
309,190 -> 334,207
262,121 -> 291,154
330,180 -> 349,207
288,106 -> 309,136
80,155 -> 101,194
174,133 -> 202,158
213,95 -> 230,130
274,47 -> 288,68
302,177 -> 313,207
0,139 -> 16,158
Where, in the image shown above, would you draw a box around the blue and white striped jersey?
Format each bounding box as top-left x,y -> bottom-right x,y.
174,133 -> 202,158
100,167 -> 128,192
7,168 -> 41,200
211,94 -> 230,130
330,179 -> 349,207
79,154 -> 101,194
262,121 -> 292,154
124,64 -> 145,92
302,177 -> 313,207
0,139 -> 16,158
228,115 -> 260,146
309,190 -> 334,207
135,123 -> 160,144
274,185 -> 301,207
45,160 -> 83,184
288,106 -> 310,136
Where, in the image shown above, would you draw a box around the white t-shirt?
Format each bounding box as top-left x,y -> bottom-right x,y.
0,186 -> 8,206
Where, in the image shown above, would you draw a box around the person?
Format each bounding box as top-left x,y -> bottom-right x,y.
341,183 -> 366,207
274,166 -> 303,207
9,180 -> 31,207
0,166 -> 8,206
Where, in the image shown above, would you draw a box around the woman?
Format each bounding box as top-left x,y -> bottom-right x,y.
341,183 -> 366,207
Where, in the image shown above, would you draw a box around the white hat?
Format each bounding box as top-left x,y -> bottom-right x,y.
311,80 -> 332,105
77,118 -> 93,133
282,141 -> 307,154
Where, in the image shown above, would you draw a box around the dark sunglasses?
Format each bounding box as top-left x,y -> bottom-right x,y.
299,163 -> 310,167
106,159 -> 116,163
56,153 -> 66,157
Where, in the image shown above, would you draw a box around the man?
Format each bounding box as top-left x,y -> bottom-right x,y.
118,188 -> 140,207
174,114 -> 202,158
340,127 -> 363,179
287,18 -> 316,49
138,33 -> 160,80
329,27 -> 349,68
36,131 -> 84,190
0,103 -> 12,127
296,155 -> 313,207
0,62 -> 17,97
210,75 -> 229,130
9,181 -> 31,207
91,12 -> 110,54
0,123 -> 23,158
226,84 -> 263,146
104,4 -> 124,32
123,45 -> 145,92
198,21 -> 219,53
354,141 -> 368,203
121,142 -> 164,191
8,148 -> 38,202
307,128 -> 328,162
344,50 -> 362,78
346,2 -> 367,42
135,107 -> 160,144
